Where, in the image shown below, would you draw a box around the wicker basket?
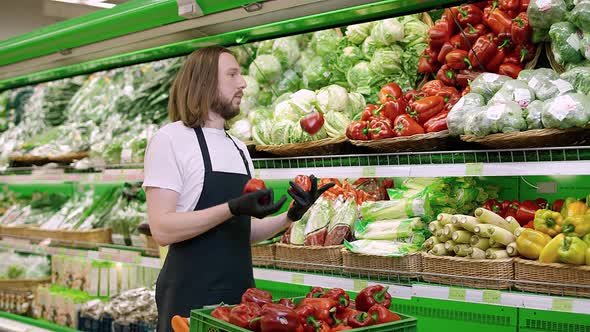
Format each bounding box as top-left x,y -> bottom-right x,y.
255,137 -> 347,157
514,258 -> 590,297
460,127 -> 590,149
6,227 -> 113,248
275,243 -> 343,272
9,154 -> 50,166
251,244 -> 276,268
546,42 -> 566,74
525,43 -> 542,70
421,253 -> 514,289
342,250 -> 422,279
0,277 -> 51,291
350,130 -> 456,153
0,225 -> 28,238
48,151 -> 89,163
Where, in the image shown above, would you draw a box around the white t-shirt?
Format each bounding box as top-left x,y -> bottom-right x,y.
142,121 -> 254,212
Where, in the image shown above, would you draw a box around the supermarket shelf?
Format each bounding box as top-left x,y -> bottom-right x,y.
0,311 -> 79,332
253,267 -> 590,316
0,317 -> 53,332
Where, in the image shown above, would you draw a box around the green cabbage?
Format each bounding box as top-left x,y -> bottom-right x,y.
273,100 -> 300,122
270,120 -> 295,145
570,1 -> 590,32
369,46 -> 403,75
275,70 -> 302,96
252,120 -> 273,145
249,54 -> 282,84
248,108 -> 273,125
316,85 -> 350,113
255,40 -> 274,56
290,89 -> 317,115
541,93 -> 590,129
362,36 -> 381,60
399,15 -> 429,47
324,111 -> 351,138
229,45 -> 253,67
271,37 -> 301,68
549,22 -> 583,65
311,29 -> 343,56
243,76 -> 260,97
370,18 -> 405,46
347,61 -> 374,95
347,92 -> 366,117
346,22 -> 373,44
302,56 -> 331,90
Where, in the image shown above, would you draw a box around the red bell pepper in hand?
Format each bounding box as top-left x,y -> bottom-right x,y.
423,110 -> 449,133
511,13 -> 532,46
381,99 -> 408,123
438,42 -> 456,64
321,288 -> 350,314
229,302 -> 262,331
503,200 -> 520,220
300,112 -> 325,135
368,304 -> 401,324
379,83 -> 404,104
457,4 -> 484,26
536,198 -> 548,209
278,298 -> 296,310
346,121 -> 370,140
421,80 -> 445,97
552,199 -> 565,212
516,43 -> 536,62
360,104 -> 381,121
369,119 -> 395,140
394,115 -> 425,137
355,285 -> 392,312
498,63 -> 522,79
260,304 -> 302,332
516,200 -> 541,225
446,49 -> 472,70
483,199 -> 504,215
436,65 -> 457,86
409,96 -> 445,124
242,288 -> 273,307
292,175 -> 311,192
499,0 -> 520,12
483,6 -> 513,36
306,287 -> 326,299
468,34 -> 498,69
298,298 -> 338,324
211,306 -> 232,322
348,311 -> 374,328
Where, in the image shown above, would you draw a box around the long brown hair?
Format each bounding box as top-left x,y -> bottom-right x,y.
168,46 -> 231,128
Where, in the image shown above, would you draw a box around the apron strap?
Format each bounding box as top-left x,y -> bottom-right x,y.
226,132 -> 252,178
194,127 -> 213,174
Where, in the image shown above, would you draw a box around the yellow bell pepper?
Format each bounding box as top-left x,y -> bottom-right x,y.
563,200 -> 588,218
516,229 -> 552,260
563,214 -> 590,237
533,209 -> 564,237
539,233 -> 566,263
558,236 -> 588,265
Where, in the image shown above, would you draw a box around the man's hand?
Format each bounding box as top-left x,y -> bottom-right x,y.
287,175 -> 335,221
228,189 -> 287,219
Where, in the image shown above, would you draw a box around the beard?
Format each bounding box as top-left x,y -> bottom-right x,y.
212,96 -> 240,121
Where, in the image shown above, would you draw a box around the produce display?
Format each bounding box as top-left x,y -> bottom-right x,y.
208,285 -> 403,331
0,252 -> 50,280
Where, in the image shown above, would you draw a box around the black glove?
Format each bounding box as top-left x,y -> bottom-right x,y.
228,189 -> 287,219
287,175 -> 335,221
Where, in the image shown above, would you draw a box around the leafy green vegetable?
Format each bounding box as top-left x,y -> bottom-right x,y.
248,54 -> 282,84
316,85 -> 350,113
447,93 -> 486,136
270,120 -> 295,145
290,89 -> 317,115
549,22 -> 583,65
345,22 -> 373,44
470,73 -> 512,102
271,37 -> 301,68
399,15 -> 429,47
347,61 -> 374,95
464,106 -> 494,137
527,0 -> 567,32
273,101 -> 300,122
252,120 -> 273,145
369,46 -> 403,75
561,66 -> 590,94
324,111 -> 351,138
526,100 -> 545,129
370,18 -> 405,46
362,36 -> 381,60
311,29 -> 343,56
274,70 -> 302,96
541,93 -> 590,128
570,1 -> 590,32
302,56 -> 331,90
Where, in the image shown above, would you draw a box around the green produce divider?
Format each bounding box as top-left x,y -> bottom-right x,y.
0,311 -> 80,332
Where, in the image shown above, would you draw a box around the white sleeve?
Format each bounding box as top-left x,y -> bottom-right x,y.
143,131 -> 183,193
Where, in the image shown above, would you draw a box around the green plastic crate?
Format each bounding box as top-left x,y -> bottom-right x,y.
190,296 -> 417,332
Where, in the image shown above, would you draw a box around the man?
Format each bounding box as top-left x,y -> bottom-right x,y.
143,46 -> 331,332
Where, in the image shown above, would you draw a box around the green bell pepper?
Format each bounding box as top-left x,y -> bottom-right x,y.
558,236 -> 588,265
534,209 -> 564,237
563,214 -> 590,237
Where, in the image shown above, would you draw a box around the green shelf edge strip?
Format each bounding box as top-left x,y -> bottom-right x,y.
0,311 -> 80,332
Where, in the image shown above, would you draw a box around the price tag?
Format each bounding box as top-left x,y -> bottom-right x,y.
353,280 -> 368,292
362,166 -> 376,177
448,288 -> 466,301
465,163 -> 483,176
567,35 -> 581,51
486,104 -> 505,121
291,274 -> 304,285
550,79 -> 574,95
552,298 -> 573,312
528,77 -> 540,90
536,0 -> 552,11
482,290 -> 501,304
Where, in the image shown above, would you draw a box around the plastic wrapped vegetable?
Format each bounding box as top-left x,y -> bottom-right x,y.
303,198 -> 334,246
344,240 -> 416,257
489,101 -> 527,133
370,18 -> 405,46
470,73 -> 512,102
489,80 -> 536,108
289,210 -> 310,245
527,0 -> 567,31
548,22 -> 583,65
446,93 -> 486,136
464,106 -> 494,137
355,217 -> 425,240
541,93 -> 590,129
518,68 -> 559,82
570,1 -> 590,32
360,200 -> 409,222
526,100 -> 545,129
560,66 -> 590,94
324,198 -> 358,246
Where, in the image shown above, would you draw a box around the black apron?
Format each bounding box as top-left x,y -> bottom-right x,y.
156,127 -> 254,332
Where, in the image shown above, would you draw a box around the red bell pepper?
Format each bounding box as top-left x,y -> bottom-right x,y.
457,4 -> 484,26
446,49 -> 472,70
499,0 -> 520,12
483,199 -> 504,215
435,86 -> 460,104
355,285 -> 392,312
437,42 -> 455,64
444,94 -> 461,111
360,104 -> 381,121
298,298 -> 338,324
321,288 -> 350,314
520,0 -> 530,12
278,298 -> 296,310
516,43 -> 536,63
552,199 -> 565,212
303,320 -> 330,332
423,110 -> 449,133
418,47 -> 440,73
294,304 -> 321,330
260,304 -> 302,332
456,69 -> 483,88
468,34 -> 498,69
300,112 -> 325,135
379,83 -> 404,104
503,200 -> 520,220
292,175 -> 311,192
404,90 -> 422,103
331,324 -> 352,331
486,44 -> 507,73
229,302 -> 262,331
420,80 -> 445,97
441,7 -> 460,28
436,65 -> 457,86
498,63 -> 522,79
429,25 -> 452,49
368,304 -> 401,324
394,115 -> 426,137
211,305 -> 232,323
409,96 -> 445,124
450,34 -> 469,51
306,287 -> 326,299
511,13 -> 532,46
381,99 -> 408,123
503,52 -> 522,65
369,119 -> 395,140
536,198 -> 549,210
516,200 -> 541,225
524,220 -> 534,229
462,86 -> 471,96
463,24 -> 489,48
346,121 -> 370,140
483,6 -> 513,36
242,288 -> 273,307
348,311 -> 374,328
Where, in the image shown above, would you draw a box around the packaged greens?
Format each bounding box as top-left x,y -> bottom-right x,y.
488,101 -> 527,133
488,80 -> 535,107
527,0 -> 567,33
470,73 -> 512,102
360,200 -> 408,222
548,22 -> 583,65
518,68 -> 560,82
464,106 -> 494,137
344,240 -> 417,257
303,197 -> 334,246
446,93 -> 486,136
354,217 -> 425,240
570,1 -> 590,32
526,100 -> 545,129
541,93 -> 590,128
560,66 -> 590,94
289,209 -> 311,245
523,68 -> 574,100
324,197 -> 358,246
